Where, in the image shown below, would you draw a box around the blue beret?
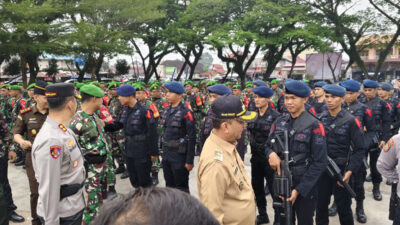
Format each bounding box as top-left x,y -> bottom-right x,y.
314,81 -> 327,88
380,82 -> 393,91
207,84 -> 232,95
322,84 -> 346,97
116,84 -> 136,97
165,81 -> 185,94
253,86 -> 274,98
284,80 -> 310,97
363,79 -> 379,88
253,80 -> 267,87
341,80 -> 360,92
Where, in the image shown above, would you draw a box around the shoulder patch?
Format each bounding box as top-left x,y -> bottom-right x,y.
313,122 -> 325,137
383,138 -> 394,152
50,145 -> 61,159
309,107 -> 316,116
146,110 -> 152,119
184,111 -> 194,121
214,150 -> 223,162
386,103 -> 393,110
19,107 -> 31,114
58,124 -> 67,132
365,108 -> 372,117
354,118 -> 362,129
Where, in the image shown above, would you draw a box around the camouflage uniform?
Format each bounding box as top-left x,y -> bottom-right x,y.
184,92 -> 205,154
108,97 -> 125,168
10,97 -> 26,160
69,111 -> 110,225
0,96 -> 12,125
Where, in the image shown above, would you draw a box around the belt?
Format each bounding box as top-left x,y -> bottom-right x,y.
126,134 -> 146,142
60,182 -> 84,200
84,154 -> 106,164
163,140 -> 180,148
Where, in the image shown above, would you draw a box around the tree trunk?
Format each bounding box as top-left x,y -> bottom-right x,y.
19,54 -> 27,86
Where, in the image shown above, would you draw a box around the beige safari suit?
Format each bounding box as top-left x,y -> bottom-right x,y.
197,131 -> 256,225
32,117 -> 86,225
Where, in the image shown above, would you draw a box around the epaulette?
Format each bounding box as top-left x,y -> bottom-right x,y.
20,107 -> 32,114
214,150 -> 223,162
58,124 -> 67,133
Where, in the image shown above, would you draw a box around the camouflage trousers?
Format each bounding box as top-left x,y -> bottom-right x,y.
105,152 -> 115,186
83,162 -> 107,225
110,131 -> 125,166
194,112 -> 203,153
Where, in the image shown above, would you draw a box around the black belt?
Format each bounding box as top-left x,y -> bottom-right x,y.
163,140 -> 180,148
126,134 -> 146,142
84,154 -> 106,164
60,182 -> 84,200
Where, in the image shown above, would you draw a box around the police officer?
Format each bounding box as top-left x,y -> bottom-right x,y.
360,79 -> 392,200
32,83 -> 86,225
105,84 -> 158,188
200,84 -> 232,152
312,81 -> 328,115
161,81 -> 195,193
316,84 -> 365,225
247,86 -> 280,224
377,136 -> 400,224
197,95 -> 257,225
12,81 -> 48,225
69,84 -> 112,225
266,80 -> 327,225
338,79 -> 376,223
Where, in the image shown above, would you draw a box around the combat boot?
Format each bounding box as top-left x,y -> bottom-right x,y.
328,202 -> 337,216
121,170 -> 129,179
356,200 -> 367,223
256,213 -> 269,225
115,165 -> 125,174
365,174 -> 372,182
15,158 -> 25,166
373,183 -> 382,201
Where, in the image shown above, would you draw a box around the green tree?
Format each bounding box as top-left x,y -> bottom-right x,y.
115,59 -> 130,75
4,58 -> 21,76
46,58 -> 59,77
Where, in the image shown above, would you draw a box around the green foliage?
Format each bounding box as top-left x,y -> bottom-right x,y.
4,58 -> 21,76
115,59 -> 130,75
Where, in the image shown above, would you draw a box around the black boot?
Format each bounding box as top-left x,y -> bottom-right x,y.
387,180 -> 393,185
365,174 -> 372,182
15,158 -> 25,166
356,201 -> 367,223
256,213 -> 269,225
121,170 -> 129,179
9,211 -> 25,223
107,185 -> 117,199
328,202 -> 337,216
152,172 -> 159,185
115,165 -> 125,174
373,183 -> 382,201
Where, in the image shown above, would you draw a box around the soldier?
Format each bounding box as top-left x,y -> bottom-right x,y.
32,83 -> 86,225
161,81 -> 195,193
0,111 -> 24,223
0,85 -> 12,126
270,79 -> 284,107
105,85 -> 158,188
12,81 -> 48,225
266,80 -> 328,225
107,82 -> 126,177
247,86 -> 280,224
316,84 -> 365,225
378,82 -> 398,136
197,95 -> 257,225
312,81 -> 328,115
360,79 -> 392,200
200,84 -> 232,153
25,83 -> 36,108
9,85 -> 27,166
69,85 -> 111,225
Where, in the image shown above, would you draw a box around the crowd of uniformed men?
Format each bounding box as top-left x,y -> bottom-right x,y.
1,77 -> 400,225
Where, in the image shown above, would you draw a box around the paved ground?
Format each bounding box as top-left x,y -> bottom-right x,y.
8,151 -> 393,225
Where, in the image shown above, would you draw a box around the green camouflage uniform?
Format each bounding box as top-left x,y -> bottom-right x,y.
69,111 -> 110,225
10,97 -> 26,156
108,96 -> 125,167
0,96 -> 12,125
184,92 -> 205,154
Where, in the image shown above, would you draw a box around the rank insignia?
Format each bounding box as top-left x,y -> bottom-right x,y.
383,138 -> 394,152
31,129 -> 37,135
214,150 -> 223,162
68,139 -> 74,148
50,145 -> 61,159
58,124 -> 67,132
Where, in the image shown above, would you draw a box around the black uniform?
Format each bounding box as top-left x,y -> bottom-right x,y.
248,106 -> 280,221
161,102 -> 195,193
312,100 -> 328,115
343,100 -> 376,202
316,109 -> 365,225
361,96 -> 392,185
105,102 -> 158,188
265,111 -> 327,225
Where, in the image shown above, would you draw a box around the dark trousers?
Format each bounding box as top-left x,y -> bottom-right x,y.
316,172 -> 354,225
394,196 -> 400,225
250,155 -> 275,216
26,152 -> 42,225
162,159 -> 189,193
351,166 -> 366,202
368,149 -> 382,184
126,157 -> 152,188
39,210 -> 83,225
275,193 -> 316,225
0,186 -> 9,225
0,151 -> 16,214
